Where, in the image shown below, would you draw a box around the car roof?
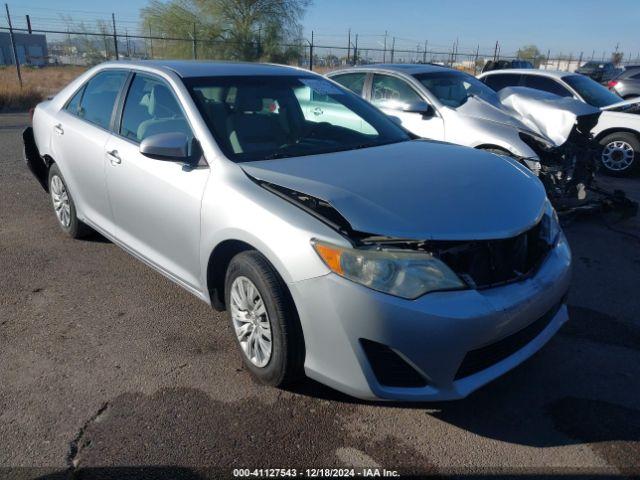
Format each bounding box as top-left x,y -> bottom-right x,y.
480,69 -> 573,80
99,60 -> 311,78
330,63 -> 456,76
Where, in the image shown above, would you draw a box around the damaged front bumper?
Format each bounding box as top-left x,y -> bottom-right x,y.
290,233 -> 572,401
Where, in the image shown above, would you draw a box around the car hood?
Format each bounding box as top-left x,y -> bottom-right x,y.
453,95 -> 534,132
601,97 -> 640,112
241,140 -> 546,241
498,87 -> 600,145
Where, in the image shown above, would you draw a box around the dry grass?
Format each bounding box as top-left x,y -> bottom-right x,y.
0,65 -> 87,112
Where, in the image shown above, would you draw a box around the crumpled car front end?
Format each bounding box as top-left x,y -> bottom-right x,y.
499,87 -> 637,216
243,141 -> 573,401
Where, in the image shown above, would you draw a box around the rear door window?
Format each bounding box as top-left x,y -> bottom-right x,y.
330,73 -> 367,96
77,71 -> 128,129
523,75 -> 573,97
482,74 -> 523,91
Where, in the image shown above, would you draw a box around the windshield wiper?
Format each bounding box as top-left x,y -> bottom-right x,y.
262,151 -> 291,160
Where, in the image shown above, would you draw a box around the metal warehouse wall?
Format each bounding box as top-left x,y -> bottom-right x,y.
0,32 -> 48,66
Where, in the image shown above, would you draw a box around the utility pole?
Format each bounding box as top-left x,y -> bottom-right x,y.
125,28 -> 130,58
390,36 -> 395,63
578,51 -> 583,68
346,29 -> 350,64
149,24 -> 153,59
546,49 -> 550,70
111,13 -> 119,60
5,4 -> 22,88
423,39 -> 427,63
192,22 -> 197,59
383,30 -> 387,62
353,34 -> 358,66
26,14 -> 32,34
493,40 -> 499,62
308,30 -> 314,71
473,44 -> 479,74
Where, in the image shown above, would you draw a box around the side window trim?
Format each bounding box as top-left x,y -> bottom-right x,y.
111,71 -> 135,134
363,72 -> 373,101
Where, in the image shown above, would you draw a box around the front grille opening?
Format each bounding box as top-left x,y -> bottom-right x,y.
437,221 -> 551,289
360,339 -> 428,388
361,221 -> 551,290
454,301 -> 563,380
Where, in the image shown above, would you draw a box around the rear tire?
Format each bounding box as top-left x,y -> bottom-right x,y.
599,132 -> 639,177
224,250 -> 305,387
48,164 -> 92,238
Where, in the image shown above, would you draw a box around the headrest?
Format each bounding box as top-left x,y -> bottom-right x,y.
235,87 -> 263,112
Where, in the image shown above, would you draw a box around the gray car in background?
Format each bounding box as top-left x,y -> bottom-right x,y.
327,64 -> 544,167
24,61 -> 571,401
608,66 -> 640,100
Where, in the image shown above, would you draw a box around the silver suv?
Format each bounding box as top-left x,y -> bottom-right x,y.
24,61 -> 571,401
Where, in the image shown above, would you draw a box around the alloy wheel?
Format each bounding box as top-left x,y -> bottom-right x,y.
601,140 -> 635,172
230,276 -> 272,368
50,175 -> 71,228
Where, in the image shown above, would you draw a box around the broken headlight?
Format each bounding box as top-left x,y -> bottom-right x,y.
312,240 -> 466,299
540,200 -> 561,246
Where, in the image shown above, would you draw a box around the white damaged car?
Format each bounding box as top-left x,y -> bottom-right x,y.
479,69 -> 640,176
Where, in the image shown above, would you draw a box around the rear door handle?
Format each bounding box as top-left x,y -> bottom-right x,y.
106,150 -> 121,165
54,124 -> 64,135
312,107 -> 323,116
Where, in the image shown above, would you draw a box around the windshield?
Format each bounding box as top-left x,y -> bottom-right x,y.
413,71 -> 500,108
185,75 -> 410,162
563,74 -> 622,107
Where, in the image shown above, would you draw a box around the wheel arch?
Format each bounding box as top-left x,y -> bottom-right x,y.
595,128 -> 640,143
206,239 -> 256,311
475,143 -> 514,155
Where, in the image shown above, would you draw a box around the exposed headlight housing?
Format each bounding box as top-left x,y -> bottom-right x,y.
540,200 -> 561,246
312,240 -> 466,299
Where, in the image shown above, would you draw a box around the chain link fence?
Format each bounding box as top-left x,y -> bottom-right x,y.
2,6 -> 640,88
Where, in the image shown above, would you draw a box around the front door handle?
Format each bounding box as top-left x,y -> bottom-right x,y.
106,150 -> 121,165
312,107 -> 323,116
54,124 -> 64,135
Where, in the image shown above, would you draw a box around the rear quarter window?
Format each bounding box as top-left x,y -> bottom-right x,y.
482,74 -> 522,91
77,71 -> 128,129
331,73 -> 367,96
523,75 -> 573,97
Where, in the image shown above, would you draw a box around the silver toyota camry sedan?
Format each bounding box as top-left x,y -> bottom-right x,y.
23,61 -> 571,401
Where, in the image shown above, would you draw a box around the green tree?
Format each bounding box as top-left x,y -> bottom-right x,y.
141,0 -> 310,62
516,44 -> 545,67
611,52 -> 624,66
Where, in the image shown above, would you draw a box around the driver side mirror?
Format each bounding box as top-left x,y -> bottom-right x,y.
402,101 -> 435,118
140,132 -> 189,161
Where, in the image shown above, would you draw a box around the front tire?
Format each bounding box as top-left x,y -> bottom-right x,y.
599,132 -> 639,176
48,164 -> 92,238
225,250 -> 305,387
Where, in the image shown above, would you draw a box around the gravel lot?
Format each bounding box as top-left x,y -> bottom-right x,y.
1,112 -> 639,479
